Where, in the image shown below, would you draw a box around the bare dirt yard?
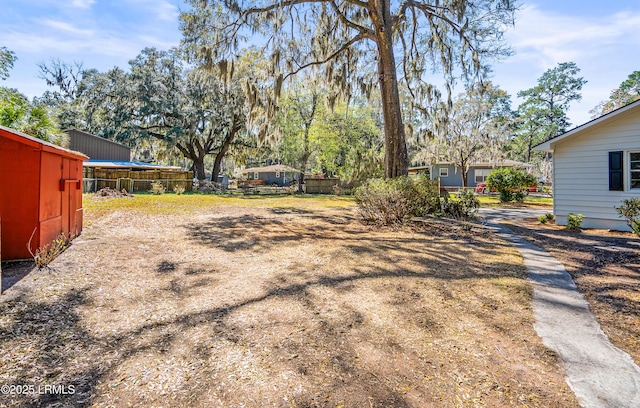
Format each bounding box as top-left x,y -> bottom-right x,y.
0,194 -> 579,407
504,218 -> 640,366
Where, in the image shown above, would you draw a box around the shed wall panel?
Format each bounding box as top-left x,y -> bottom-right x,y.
68,129 -> 130,161
0,137 -> 41,258
39,152 -> 63,221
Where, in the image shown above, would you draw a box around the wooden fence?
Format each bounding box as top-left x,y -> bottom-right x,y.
83,168 -> 193,193
304,178 -> 341,194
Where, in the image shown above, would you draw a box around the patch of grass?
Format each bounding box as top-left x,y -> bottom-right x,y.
83,193 -> 356,221
477,194 -> 553,207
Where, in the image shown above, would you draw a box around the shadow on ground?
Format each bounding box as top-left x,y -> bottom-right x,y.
0,208 -> 577,407
1,261 -> 35,293
504,222 -> 640,364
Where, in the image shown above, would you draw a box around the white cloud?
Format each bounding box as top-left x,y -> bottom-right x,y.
3,29 -> 141,57
131,0 -> 179,22
154,1 -> 179,21
492,4 -> 640,125
69,0 -> 96,9
506,5 -> 640,69
41,19 -> 94,36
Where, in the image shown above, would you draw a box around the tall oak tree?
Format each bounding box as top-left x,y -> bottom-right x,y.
180,0 -> 516,178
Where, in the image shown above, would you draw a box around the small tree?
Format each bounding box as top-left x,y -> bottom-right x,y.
616,198 -> 640,237
510,62 -> 587,162
485,167 -> 537,203
590,71 -> 640,117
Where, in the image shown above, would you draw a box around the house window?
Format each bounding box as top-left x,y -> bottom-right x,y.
439,167 -> 449,177
254,172 -> 259,180
609,151 -> 623,191
275,171 -> 281,178
631,152 -> 640,189
475,169 -> 492,183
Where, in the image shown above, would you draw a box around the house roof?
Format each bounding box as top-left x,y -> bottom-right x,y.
84,160 -> 182,170
410,160 -> 530,169
0,125 -> 88,161
470,159 -> 531,168
241,164 -> 301,173
534,99 -> 640,152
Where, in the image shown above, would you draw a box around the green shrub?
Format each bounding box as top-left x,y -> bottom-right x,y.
566,213 -> 584,231
545,213 -> 555,221
615,197 -> 640,236
441,190 -> 480,219
354,176 -> 479,225
150,180 -> 165,195
457,189 -> 480,215
485,167 -> 537,203
354,176 -> 439,225
537,215 -> 548,224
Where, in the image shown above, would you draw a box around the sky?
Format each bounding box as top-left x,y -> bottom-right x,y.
1,0 -> 639,127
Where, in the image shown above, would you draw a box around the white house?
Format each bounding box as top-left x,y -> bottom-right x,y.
535,99 -> 640,231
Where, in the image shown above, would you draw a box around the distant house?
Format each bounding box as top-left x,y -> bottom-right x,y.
240,164 -> 300,186
535,99 -> 640,231
411,160 -> 531,188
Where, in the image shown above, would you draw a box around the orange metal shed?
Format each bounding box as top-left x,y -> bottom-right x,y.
0,126 -> 88,261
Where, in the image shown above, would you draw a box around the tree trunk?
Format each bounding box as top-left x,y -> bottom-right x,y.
193,158 -> 206,181
298,131 -> 311,193
298,153 -> 309,193
212,125 -> 237,183
177,141 -> 208,181
374,1 -> 408,178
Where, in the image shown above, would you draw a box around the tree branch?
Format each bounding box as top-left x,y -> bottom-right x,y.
329,1 -> 374,37
283,32 -> 372,81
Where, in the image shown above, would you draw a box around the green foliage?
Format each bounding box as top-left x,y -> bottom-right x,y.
354,176 -> 477,225
615,198 -> 640,237
273,94 -> 384,185
419,82 -> 513,186
310,101 -> 384,183
150,181 -> 165,195
591,71 -> 640,117
0,46 -> 16,80
181,1 -> 516,178
566,213 -> 584,231
354,176 -> 440,226
485,167 -> 537,202
440,190 -> 480,219
538,213 -> 555,224
40,48 -> 251,181
510,62 -> 586,162
0,87 -> 59,141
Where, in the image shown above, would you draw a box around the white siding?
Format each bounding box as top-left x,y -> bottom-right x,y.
553,109 -> 640,231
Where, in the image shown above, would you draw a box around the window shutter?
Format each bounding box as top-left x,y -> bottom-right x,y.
609,151 -> 623,191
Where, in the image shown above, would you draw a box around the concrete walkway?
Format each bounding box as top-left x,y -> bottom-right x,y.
480,210 -> 640,408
